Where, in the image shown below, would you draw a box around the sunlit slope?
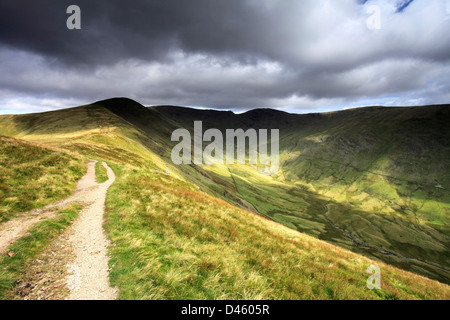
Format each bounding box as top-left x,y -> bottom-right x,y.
277,106 -> 450,284
0,99 -> 178,175
0,136 -> 85,222
153,104 -> 450,284
104,164 -> 450,299
0,98 -> 448,285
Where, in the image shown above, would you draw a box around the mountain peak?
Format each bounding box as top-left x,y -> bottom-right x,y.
244,108 -> 289,116
93,97 -> 145,109
92,97 -> 149,119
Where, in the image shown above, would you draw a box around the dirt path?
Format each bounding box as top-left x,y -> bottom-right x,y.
65,162 -> 118,300
0,161 -> 98,255
1,160 -> 118,300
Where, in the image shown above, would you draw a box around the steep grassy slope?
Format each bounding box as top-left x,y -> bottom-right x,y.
0,98 -> 448,290
0,136 -> 85,222
104,163 -> 449,300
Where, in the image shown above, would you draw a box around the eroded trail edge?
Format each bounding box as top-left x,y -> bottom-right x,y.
66,161 -> 118,300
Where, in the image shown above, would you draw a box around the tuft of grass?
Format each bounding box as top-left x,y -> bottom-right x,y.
0,206 -> 81,299
95,161 -> 108,183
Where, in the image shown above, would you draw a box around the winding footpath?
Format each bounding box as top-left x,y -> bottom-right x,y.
0,161 -> 98,255
0,160 -> 118,300
66,161 -> 117,300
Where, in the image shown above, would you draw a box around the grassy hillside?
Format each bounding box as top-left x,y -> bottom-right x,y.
0,136 -> 85,222
0,98 -> 449,298
0,206 -> 81,299
104,163 -> 449,299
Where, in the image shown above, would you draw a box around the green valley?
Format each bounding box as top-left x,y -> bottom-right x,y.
0,97 -> 449,299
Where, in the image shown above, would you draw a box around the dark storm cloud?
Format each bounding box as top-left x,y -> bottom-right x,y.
0,0 -> 272,67
0,0 -> 449,113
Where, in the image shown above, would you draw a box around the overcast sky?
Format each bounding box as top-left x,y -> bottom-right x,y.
0,0 -> 449,114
